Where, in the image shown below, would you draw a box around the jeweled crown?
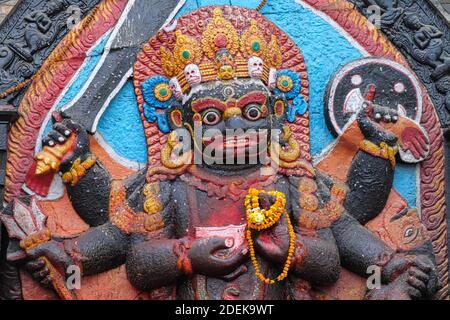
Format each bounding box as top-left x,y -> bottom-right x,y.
138,7 -> 308,134
160,8 -> 283,93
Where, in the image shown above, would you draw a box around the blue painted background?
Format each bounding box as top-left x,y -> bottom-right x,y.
49,0 -> 417,207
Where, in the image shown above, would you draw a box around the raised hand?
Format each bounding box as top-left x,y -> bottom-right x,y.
397,126 -> 430,161
357,103 -> 399,146
36,112 -> 90,175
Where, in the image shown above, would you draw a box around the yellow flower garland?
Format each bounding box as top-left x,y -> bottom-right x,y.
245,188 -> 296,284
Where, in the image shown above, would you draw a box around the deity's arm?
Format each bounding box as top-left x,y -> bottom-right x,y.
24,174 -> 169,284
22,220 -> 130,286
125,180 -> 248,291
291,228 -> 341,287
343,107 -> 398,225
126,238 -> 188,292
330,212 -> 393,277
293,169 -> 394,278
61,222 -> 130,275
123,179 -> 187,292
284,176 -> 341,287
38,117 -> 113,226
343,153 -> 393,225
64,159 -> 112,227
126,235 -> 248,292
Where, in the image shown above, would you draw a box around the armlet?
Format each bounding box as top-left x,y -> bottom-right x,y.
61,155 -> 97,186
109,181 -> 165,234
297,177 -> 348,230
359,140 -> 398,168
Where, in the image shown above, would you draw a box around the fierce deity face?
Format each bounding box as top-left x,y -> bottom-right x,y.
168,78 -> 285,173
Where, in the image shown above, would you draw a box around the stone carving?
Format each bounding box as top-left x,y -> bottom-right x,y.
355,0 -> 404,26
397,13 -> 450,81
0,5 -> 442,300
0,0 -> 101,105
0,0 -> 127,300
307,0 -> 448,301
350,0 -> 450,126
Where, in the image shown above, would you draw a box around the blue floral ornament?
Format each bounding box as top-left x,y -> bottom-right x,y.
273,70 -> 301,101
287,95 -> 308,123
142,75 -> 174,133
142,76 -> 174,109
144,103 -> 170,133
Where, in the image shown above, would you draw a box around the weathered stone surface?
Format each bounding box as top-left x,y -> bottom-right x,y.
0,1 -> 18,23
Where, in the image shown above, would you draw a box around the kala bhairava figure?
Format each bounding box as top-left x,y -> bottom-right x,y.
0,5 -> 440,300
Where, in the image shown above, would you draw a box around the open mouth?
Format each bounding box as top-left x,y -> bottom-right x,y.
201,133 -> 267,164
203,134 -> 260,151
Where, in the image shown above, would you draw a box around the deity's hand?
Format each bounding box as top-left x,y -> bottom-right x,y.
38,113 -> 90,174
381,253 -> 437,298
188,237 -> 248,278
25,240 -> 74,289
357,104 -> 399,146
254,212 -> 290,265
366,271 -> 425,300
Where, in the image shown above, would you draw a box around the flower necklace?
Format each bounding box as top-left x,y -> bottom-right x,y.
245,188 -> 296,284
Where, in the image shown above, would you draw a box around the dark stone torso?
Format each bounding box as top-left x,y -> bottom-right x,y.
173,176 -> 290,300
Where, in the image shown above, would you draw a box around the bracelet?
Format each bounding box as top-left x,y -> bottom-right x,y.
62,155 -> 97,186
359,140 -> 398,168
19,228 -> 52,251
174,240 -> 193,278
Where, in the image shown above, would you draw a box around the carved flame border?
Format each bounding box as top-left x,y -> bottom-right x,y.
4,0 -> 128,202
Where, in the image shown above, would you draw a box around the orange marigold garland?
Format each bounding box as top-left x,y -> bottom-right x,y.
245,188 -> 295,284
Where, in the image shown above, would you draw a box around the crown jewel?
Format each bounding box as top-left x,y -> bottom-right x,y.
159,8 -> 283,94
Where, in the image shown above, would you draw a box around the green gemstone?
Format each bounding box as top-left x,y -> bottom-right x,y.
281,79 -> 289,88
182,50 -> 191,59
159,88 -> 168,96
252,41 -> 261,52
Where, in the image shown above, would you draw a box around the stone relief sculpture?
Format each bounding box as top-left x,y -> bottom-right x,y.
0,0 -> 447,300
0,0 -> 100,104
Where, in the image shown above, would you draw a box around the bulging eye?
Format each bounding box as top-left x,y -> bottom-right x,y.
244,104 -> 263,121
404,227 -> 414,238
202,109 -> 222,125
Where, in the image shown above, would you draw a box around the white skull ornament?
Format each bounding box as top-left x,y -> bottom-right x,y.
184,64 -> 202,87
248,57 -> 264,79
169,77 -> 183,100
